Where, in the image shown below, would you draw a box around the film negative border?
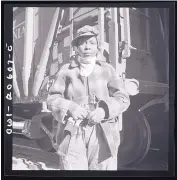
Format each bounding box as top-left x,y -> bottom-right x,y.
2,1 -> 175,177
3,3 -> 13,175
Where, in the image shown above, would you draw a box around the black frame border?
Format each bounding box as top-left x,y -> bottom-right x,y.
2,1 -> 175,177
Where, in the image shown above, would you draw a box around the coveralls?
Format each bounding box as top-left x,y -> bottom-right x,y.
47,55 -> 130,170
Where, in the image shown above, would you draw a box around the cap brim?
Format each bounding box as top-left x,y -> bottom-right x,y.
71,32 -> 96,47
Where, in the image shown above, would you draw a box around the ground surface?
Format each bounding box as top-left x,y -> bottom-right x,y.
12,136 -> 169,171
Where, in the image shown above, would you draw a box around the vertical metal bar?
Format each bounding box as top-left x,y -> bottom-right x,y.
70,8 -> 74,56
119,8 -> 125,132
123,8 -> 131,48
119,8 -> 131,78
31,7 -> 39,87
98,8 -> 105,54
108,8 -> 125,132
33,7 -> 39,44
119,8 -> 125,80
119,8 -> 125,41
22,7 -> 35,97
108,8 -> 119,72
123,8 -> 130,78
119,8 -> 131,131
145,8 -> 150,53
163,8 -> 169,84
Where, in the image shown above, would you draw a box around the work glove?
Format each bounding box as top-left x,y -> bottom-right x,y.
88,107 -> 105,126
68,103 -> 88,120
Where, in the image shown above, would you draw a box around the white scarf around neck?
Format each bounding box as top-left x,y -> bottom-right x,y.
78,56 -> 97,77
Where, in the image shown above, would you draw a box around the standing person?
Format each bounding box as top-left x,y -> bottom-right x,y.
47,25 -> 130,170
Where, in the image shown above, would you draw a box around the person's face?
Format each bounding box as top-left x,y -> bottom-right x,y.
76,36 -> 98,58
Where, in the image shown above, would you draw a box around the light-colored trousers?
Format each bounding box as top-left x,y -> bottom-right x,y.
58,121 -> 120,170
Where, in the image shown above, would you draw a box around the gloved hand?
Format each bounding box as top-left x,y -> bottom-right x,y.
88,107 -> 105,126
68,103 -> 88,120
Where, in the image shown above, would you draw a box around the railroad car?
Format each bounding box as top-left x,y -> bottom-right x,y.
12,7 -> 169,169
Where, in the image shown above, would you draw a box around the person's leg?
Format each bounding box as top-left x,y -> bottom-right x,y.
85,125 -> 100,170
98,156 -> 118,170
86,125 -> 113,170
59,127 -> 88,170
87,122 -> 120,170
101,121 -> 120,170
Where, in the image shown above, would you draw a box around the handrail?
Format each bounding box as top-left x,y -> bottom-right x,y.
98,8 -> 105,55
108,8 -> 119,73
70,8 -> 74,56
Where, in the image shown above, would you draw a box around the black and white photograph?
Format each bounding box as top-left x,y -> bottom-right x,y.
3,2 -> 175,174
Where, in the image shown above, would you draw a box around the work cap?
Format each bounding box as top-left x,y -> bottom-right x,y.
71,25 -> 99,47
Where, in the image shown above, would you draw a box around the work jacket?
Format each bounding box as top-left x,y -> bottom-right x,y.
47,55 -> 130,154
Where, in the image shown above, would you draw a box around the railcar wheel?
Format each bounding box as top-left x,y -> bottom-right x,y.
36,135 -> 56,152
118,107 -> 151,168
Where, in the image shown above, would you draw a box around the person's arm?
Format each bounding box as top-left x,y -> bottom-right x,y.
47,65 -> 81,123
98,65 -> 130,120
